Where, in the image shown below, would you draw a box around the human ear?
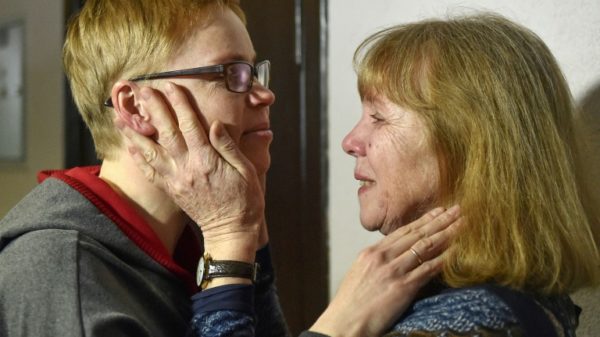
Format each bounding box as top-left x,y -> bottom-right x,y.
110,80 -> 156,136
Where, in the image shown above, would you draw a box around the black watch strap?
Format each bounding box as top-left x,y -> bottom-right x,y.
198,253 -> 259,289
207,259 -> 259,280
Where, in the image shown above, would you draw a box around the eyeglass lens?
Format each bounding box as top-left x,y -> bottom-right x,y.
225,62 -> 269,93
257,62 -> 269,89
226,63 -> 253,92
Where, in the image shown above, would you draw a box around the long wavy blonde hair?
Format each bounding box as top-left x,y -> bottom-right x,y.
63,0 -> 245,160
354,13 -> 600,294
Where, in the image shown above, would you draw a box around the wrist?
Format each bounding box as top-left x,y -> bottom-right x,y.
197,252 -> 259,290
203,277 -> 253,289
200,232 -> 262,290
310,307 -> 370,337
203,233 -> 258,263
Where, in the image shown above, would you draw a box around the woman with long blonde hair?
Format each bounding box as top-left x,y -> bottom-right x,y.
328,13 -> 599,336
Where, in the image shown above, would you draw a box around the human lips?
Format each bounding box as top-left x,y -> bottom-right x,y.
243,122 -> 272,137
355,172 -> 375,188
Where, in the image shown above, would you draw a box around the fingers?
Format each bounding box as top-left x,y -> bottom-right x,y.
404,205 -> 460,239
401,254 -> 445,287
420,204 -> 461,236
138,82 -> 211,159
119,123 -> 172,179
380,207 -> 445,242
138,86 -> 187,156
401,216 -> 461,271
209,121 -> 256,179
374,205 -> 461,274
411,216 -> 462,259
128,144 -> 161,184
406,207 -> 446,230
162,82 -> 210,151
409,247 -> 424,265
382,205 -> 460,255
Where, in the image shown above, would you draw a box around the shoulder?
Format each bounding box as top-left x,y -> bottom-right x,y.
0,229 -> 82,290
0,178 -> 97,235
0,227 -> 127,295
0,229 -> 86,336
0,228 -> 182,337
391,286 -> 520,335
0,228 -> 80,268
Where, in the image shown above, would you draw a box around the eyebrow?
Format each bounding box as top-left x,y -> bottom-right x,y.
213,52 -> 257,64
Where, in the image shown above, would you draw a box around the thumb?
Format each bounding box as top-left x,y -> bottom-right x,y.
209,121 -> 256,178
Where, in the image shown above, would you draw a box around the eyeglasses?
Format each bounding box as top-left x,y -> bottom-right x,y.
104,60 -> 270,107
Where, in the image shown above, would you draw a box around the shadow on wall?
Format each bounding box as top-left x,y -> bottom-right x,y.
572,82 -> 600,337
580,81 -> 600,148
578,82 -> 600,241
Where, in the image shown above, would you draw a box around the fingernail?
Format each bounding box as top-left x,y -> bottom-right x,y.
447,204 -> 460,215
141,88 -> 151,101
429,207 -> 444,217
165,82 -> 175,95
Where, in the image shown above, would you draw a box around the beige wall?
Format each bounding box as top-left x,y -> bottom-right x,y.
328,0 -> 600,335
0,0 -> 64,217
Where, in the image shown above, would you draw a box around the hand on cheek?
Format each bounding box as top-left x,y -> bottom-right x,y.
118,82 -> 265,262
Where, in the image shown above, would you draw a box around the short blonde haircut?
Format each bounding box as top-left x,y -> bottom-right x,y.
354,13 -> 600,294
63,0 -> 245,160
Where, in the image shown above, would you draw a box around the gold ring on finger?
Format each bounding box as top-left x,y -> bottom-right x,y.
410,247 -> 424,266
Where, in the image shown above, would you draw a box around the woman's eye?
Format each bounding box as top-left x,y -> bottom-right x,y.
370,114 -> 384,122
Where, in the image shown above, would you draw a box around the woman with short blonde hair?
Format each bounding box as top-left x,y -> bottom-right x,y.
63,0 -> 245,159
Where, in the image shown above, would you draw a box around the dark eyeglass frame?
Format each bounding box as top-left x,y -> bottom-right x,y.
104,60 -> 270,107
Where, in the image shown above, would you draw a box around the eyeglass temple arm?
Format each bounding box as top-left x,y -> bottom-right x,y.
129,64 -> 225,81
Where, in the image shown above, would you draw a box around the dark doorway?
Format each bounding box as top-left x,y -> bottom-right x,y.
241,1 -> 329,334
64,0 -> 329,335
63,0 -> 100,167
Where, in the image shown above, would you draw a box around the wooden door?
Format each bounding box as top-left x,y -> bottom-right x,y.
241,1 -> 328,334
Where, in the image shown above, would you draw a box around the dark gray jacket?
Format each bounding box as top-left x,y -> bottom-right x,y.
0,177 -> 192,337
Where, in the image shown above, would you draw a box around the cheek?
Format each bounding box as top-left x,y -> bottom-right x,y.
190,89 -> 245,139
373,134 -> 439,225
225,125 -> 244,145
202,110 -> 245,144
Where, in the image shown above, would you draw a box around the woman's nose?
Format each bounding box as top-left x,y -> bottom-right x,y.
249,84 -> 276,106
342,126 -> 365,157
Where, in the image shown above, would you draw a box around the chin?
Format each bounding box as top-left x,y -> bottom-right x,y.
240,145 -> 271,175
378,223 -> 404,236
359,215 -> 382,233
248,155 -> 271,175
360,214 -> 405,235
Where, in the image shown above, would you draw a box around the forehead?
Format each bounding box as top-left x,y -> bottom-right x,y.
168,8 -> 255,68
363,95 -> 398,113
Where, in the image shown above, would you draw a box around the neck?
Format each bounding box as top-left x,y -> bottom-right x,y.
99,151 -> 188,255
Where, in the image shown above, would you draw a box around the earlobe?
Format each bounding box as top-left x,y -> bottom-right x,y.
110,80 -> 156,136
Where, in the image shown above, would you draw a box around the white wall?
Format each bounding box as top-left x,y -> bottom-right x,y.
328,0 -> 600,326
0,0 -> 64,216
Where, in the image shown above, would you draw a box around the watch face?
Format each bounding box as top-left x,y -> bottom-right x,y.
196,255 -> 206,287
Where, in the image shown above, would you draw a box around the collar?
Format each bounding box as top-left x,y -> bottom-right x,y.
39,166 -> 201,294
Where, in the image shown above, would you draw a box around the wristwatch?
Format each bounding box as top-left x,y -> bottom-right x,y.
197,252 -> 259,290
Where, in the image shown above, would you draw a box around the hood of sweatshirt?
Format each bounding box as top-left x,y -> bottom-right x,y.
0,167 -> 200,294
